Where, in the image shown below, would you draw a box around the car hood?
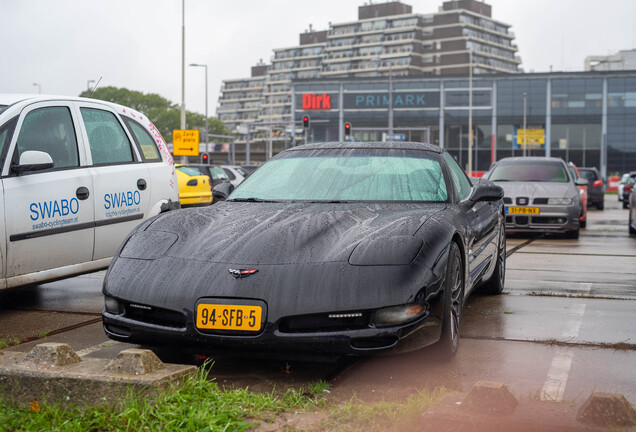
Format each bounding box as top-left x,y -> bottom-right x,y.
494,181 -> 575,199
136,201 -> 446,265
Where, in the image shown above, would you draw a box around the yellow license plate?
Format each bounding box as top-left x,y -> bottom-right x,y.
196,304 -> 262,331
506,206 -> 540,215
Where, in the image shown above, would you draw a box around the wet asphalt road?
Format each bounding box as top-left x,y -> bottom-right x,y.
0,194 -> 634,403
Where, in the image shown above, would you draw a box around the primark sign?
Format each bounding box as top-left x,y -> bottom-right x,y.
300,92 -> 440,110
346,92 -> 439,109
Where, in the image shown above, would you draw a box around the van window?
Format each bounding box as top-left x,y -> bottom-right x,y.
15,107 -> 79,169
122,117 -> 161,162
81,108 -> 134,165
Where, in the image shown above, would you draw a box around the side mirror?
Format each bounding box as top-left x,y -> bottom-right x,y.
466,181 -> 504,206
212,181 -> 234,202
12,150 -> 54,175
575,178 -> 589,187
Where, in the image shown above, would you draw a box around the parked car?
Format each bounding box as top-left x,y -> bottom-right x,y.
102,142 -> 505,360
186,164 -> 231,189
617,173 -> 631,202
175,165 -> 212,207
0,94 -> 179,289
220,165 -> 247,188
568,162 -> 588,228
484,157 -> 584,238
620,172 -> 636,209
629,183 -> 636,235
578,167 -> 605,210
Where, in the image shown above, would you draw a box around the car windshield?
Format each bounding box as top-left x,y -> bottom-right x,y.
578,169 -> 597,181
230,148 -> 448,202
488,160 -> 569,183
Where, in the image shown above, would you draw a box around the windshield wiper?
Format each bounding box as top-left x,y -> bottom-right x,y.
228,197 -> 278,203
307,200 -> 350,203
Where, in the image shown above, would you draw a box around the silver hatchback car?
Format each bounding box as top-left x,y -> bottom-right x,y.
484,157 -> 585,238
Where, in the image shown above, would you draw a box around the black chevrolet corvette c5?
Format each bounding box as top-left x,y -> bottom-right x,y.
102,142 -> 505,359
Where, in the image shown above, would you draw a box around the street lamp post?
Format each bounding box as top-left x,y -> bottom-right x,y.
468,49 -> 473,176
523,92 -> 527,157
33,83 -> 41,94
189,63 -> 208,148
388,62 -> 393,137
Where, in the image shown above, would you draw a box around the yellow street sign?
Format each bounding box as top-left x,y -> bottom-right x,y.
173,130 -> 200,156
517,128 -> 545,149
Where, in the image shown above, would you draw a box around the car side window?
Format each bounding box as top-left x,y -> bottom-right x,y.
15,107 -> 79,169
0,116 -> 17,165
81,108 -> 134,165
443,152 -> 472,201
122,117 -> 161,162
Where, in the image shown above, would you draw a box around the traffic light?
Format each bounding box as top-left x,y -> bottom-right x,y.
201,153 -> 210,164
303,115 -> 309,129
344,122 -> 351,136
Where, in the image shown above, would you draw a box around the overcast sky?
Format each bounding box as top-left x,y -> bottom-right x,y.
1,0 -> 635,117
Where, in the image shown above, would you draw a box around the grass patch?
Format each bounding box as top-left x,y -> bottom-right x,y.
0,337 -> 20,349
316,388 -> 447,432
0,364 -> 320,431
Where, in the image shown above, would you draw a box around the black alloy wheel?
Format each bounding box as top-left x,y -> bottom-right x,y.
435,242 -> 464,360
481,224 -> 506,295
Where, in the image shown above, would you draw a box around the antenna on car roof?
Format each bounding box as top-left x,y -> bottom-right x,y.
87,76 -> 102,98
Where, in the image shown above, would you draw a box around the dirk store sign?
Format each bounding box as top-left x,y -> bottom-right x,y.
302,92 -> 440,110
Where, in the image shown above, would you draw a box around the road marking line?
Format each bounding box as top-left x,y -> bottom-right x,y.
540,303 -> 586,401
76,341 -> 123,357
541,348 -> 574,401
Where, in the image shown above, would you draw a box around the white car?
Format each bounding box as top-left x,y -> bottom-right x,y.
220,165 -> 247,188
0,94 -> 179,289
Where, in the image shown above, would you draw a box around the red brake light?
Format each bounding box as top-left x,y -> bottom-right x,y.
593,179 -> 603,187
626,184 -> 632,192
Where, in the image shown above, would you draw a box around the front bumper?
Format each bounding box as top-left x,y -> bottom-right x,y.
505,203 -> 579,233
102,306 -> 443,357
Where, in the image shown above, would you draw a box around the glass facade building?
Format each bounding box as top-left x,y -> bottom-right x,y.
291,71 -> 636,176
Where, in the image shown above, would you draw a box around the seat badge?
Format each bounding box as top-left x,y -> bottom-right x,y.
229,269 -> 258,279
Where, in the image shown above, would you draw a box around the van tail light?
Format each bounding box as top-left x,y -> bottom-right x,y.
593,179 -> 603,187
626,184 -> 633,192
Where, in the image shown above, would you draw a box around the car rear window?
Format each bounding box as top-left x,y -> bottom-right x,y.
578,169 -> 598,181
177,166 -> 204,176
489,161 -> 569,183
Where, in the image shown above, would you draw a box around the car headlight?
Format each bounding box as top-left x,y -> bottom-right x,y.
104,295 -> 123,315
371,303 -> 428,327
548,198 -> 573,205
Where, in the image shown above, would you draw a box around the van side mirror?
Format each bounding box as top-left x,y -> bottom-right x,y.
12,150 -> 54,175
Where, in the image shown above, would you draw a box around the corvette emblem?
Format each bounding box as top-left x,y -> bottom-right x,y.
229,269 -> 258,279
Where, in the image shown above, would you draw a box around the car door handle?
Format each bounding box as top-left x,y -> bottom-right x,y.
137,179 -> 147,191
76,186 -> 90,200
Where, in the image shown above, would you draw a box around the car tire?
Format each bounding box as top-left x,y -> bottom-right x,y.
596,200 -> 604,210
580,218 -> 586,229
481,224 -> 506,295
623,200 -> 629,210
629,212 -> 636,236
565,228 -> 579,239
434,242 -> 463,360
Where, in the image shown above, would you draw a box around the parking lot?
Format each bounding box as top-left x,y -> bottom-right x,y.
0,194 -> 634,405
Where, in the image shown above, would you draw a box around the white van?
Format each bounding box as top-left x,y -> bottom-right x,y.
0,95 -> 179,289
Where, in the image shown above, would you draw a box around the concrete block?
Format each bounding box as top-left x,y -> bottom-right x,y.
461,381 -> 518,415
0,348 -> 197,407
23,343 -> 81,367
577,391 -> 636,427
104,349 -> 164,375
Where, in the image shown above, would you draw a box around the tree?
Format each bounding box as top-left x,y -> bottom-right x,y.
79,86 -> 229,143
